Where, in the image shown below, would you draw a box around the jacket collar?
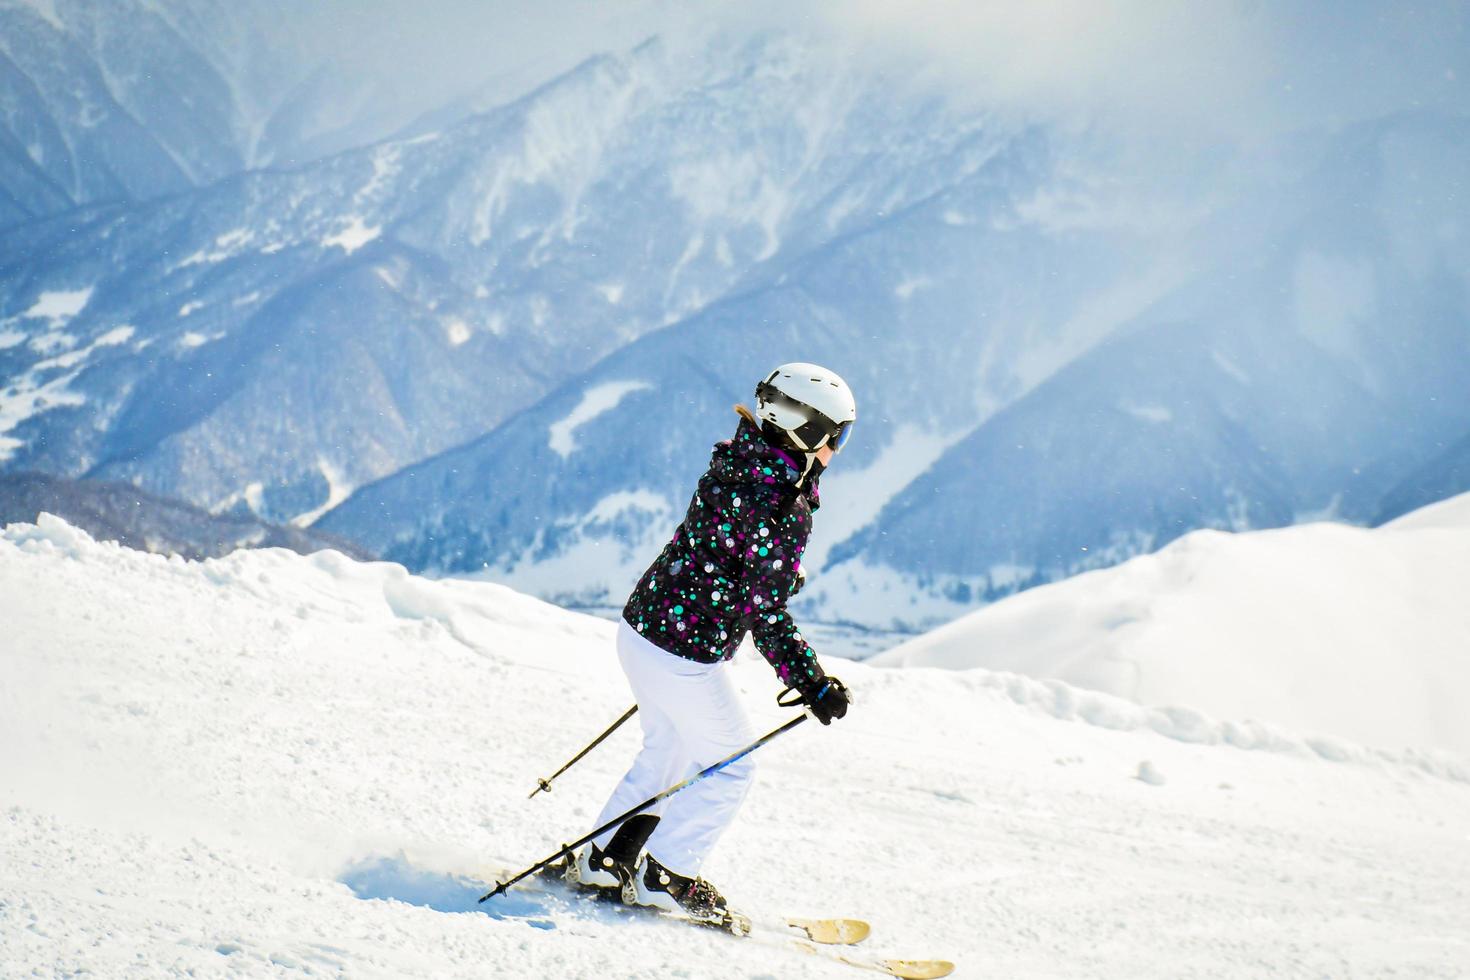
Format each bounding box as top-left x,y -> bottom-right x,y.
713,417 -> 822,505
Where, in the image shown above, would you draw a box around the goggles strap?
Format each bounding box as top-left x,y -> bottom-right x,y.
758,381 -> 850,452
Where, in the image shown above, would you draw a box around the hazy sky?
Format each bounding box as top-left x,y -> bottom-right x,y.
803,1 -> 1468,138
290,0 -> 683,111
287,0 -> 1467,146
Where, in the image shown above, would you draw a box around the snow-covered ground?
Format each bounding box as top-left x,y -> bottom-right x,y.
877,493 -> 1470,759
3,515 -> 1469,977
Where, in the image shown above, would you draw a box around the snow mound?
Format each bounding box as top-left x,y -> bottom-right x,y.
1382,488 -> 1470,531
3,516 -> 1468,977
876,493 -> 1470,757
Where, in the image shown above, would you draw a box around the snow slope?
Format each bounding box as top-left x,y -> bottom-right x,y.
3,515 -> 1468,977
876,493 -> 1470,758
1384,489 -> 1470,531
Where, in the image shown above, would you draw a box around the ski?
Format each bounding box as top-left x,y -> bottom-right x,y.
604,900 -> 952,980
788,916 -> 871,945
507,859 -> 869,944
653,903 -> 872,946
626,903 -> 952,980
478,861 -> 952,977
787,940 -> 955,978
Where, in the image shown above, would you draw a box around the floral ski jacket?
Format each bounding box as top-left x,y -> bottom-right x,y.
622,415 -> 828,695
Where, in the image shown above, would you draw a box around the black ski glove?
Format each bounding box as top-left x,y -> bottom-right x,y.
803,677 -> 849,725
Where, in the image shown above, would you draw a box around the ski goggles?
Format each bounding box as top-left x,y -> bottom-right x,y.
755,381 -> 855,453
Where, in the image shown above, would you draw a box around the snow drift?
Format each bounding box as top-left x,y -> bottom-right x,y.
876,492 -> 1470,758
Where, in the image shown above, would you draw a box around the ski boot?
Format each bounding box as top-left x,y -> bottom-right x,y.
567,814 -> 659,891
567,842 -> 633,890
623,853 -> 745,932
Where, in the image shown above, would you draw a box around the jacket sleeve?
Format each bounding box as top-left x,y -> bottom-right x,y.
735,490 -> 827,695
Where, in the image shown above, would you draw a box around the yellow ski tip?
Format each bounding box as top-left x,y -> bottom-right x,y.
788,917 -> 872,945
881,959 -> 956,980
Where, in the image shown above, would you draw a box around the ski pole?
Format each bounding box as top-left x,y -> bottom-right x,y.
480,713 -> 808,902
529,704 -> 639,798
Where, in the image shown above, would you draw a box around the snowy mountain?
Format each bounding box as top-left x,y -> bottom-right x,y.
3,30 -> 1146,538
6,34 -> 1018,524
0,471 -> 367,559
3,10 -> 1468,643
0,0 -> 559,225
816,114 -> 1470,629
322,112 -> 1470,638
314,112 -> 1152,603
0,0 -> 295,224
3,514 -> 1467,976
874,492 -> 1470,757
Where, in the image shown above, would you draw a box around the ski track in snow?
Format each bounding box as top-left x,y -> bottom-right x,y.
2,515 -> 1468,978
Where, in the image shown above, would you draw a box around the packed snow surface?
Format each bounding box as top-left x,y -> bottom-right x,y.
2,515 -> 1468,977
876,494 -> 1470,757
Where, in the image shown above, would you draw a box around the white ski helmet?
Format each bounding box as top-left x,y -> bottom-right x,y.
754,362 -> 857,454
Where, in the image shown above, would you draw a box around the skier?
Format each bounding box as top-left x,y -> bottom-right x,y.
569,362 -> 857,922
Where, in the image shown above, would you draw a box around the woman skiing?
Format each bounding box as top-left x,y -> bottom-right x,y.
570,362 -> 856,922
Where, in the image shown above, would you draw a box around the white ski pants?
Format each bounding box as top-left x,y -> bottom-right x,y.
591,619 -> 757,878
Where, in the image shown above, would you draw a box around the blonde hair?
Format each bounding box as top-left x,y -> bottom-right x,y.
734,404 -> 760,425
